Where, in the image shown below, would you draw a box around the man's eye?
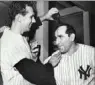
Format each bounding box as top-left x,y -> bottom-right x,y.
30,15 -> 34,19
59,35 -> 63,38
30,16 -> 33,19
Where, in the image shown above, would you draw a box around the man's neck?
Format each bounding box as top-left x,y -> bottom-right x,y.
11,21 -> 23,35
67,42 -> 79,56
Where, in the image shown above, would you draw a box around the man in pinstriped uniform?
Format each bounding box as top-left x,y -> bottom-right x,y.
1,1 -> 59,85
46,23 -> 95,85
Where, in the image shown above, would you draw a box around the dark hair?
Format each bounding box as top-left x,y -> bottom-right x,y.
56,23 -> 76,42
8,1 -> 37,27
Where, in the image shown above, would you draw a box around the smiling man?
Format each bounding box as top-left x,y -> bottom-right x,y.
52,23 -> 95,85
1,1 -> 58,85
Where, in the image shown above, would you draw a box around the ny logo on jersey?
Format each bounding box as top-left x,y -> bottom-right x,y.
78,65 -> 91,80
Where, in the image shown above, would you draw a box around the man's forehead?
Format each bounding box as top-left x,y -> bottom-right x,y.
55,26 -> 67,35
26,5 -> 34,15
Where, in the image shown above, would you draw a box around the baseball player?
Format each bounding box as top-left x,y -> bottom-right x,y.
1,1 -> 58,85
45,23 -> 95,85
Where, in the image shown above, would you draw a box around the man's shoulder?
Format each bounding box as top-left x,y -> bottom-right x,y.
79,43 -> 95,52
0,26 -> 9,32
0,26 -> 11,37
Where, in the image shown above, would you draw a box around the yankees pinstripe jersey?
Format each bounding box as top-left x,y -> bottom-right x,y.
54,44 -> 95,85
1,27 -> 35,85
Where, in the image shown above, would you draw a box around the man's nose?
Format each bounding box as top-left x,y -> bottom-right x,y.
55,38 -> 60,46
32,17 -> 36,23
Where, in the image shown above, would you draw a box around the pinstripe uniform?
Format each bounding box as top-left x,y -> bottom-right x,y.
1,28 -> 35,85
54,44 -> 95,85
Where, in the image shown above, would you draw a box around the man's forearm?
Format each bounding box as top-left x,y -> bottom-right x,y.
39,8 -> 59,22
14,58 -> 56,85
39,14 -> 48,22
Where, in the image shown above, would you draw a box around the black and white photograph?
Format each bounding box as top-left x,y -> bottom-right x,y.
0,1 -> 95,85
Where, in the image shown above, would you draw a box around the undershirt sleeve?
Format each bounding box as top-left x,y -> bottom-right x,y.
14,58 -> 56,85
35,17 -> 42,27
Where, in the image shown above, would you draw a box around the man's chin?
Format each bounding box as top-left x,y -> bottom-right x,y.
60,50 -> 66,54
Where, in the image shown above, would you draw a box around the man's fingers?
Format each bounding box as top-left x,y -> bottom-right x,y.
54,52 -> 61,58
57,56 -> 62,61
51,53 -> 61,61
32,49 -> 39,53
30,40 -> 39,49
50,8 -> 59,13
48,8 -> 59,16
32,46 -> 39,50
52,50 -> 60,56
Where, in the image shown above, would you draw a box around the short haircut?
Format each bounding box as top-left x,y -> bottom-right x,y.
56,23 -> 76,42
8,1 -> 37,27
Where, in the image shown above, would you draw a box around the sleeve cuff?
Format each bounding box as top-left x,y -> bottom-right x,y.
36,17 -> 42,26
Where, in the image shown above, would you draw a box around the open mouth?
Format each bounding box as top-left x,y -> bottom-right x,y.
29,23 -> 32,28
58,46 -> 64,50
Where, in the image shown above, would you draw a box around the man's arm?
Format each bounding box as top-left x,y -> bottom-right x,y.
38,8 -> 59,23
44,50 -> 62,67
14,58 -> 56,85
34,8 -> 58,28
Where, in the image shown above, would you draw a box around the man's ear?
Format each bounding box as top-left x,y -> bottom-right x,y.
15,14 -> 22,22
70,33 -> 75,41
